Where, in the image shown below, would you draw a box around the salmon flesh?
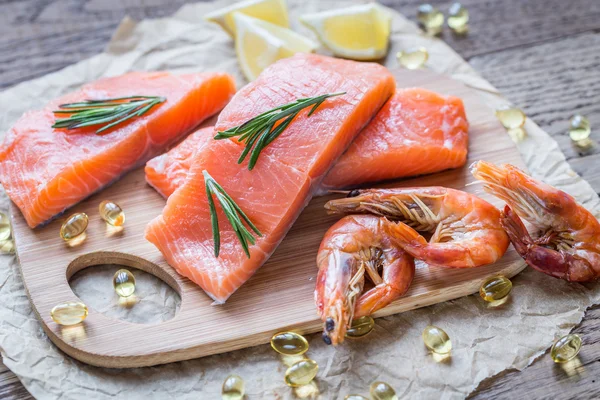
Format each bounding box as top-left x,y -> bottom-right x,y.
145,88 -> 469,198
0,71 -> 236,227
145,54 -> 395,303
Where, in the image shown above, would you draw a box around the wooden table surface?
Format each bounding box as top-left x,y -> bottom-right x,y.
0,0 -> 599,398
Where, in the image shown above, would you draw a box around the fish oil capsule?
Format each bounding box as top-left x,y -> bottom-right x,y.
270,331 -> 309,355
480,275 -> 512,303
222,374 -> 244,400
284,358 -> 318,387
50,301 -> 88,325
345,395 -> 369,400
0,212 -> 11,241
397,48 -> 428,70
551,334 -> 582,363
370,381 -> 398,400
60,213 -> 88,241
99,200 -> 125,227
345,316 -> 374,338
113,269 -> 136,297
417,4 -> 444,35
447,3 -> 469,33
574,137 -> 594,151
495,107 -> 526,129
569,114 -> 591,142
422,325 -> 452,354
507,127 -> 527,143
0,239 -> 14,254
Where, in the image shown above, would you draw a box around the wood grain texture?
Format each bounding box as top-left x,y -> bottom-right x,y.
10,69 -> 527,368
1,0 -> 600,398
1,0 -> 600,89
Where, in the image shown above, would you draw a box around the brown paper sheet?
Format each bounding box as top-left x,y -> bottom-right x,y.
1,1 -> 599,399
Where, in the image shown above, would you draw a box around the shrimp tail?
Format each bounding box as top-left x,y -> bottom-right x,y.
501,206 -> 597,282
385,221 -> 428,253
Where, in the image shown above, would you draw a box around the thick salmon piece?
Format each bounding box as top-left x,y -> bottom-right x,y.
322,88 -> 469,189
146,139 -> 312,302
145,127 -> 215,198
0,71 -> 236,228
145,88 -> 468,198
146,54 -> 395,302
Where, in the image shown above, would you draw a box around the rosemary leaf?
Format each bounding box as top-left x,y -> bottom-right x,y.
52,96 -> 166,134
214,92 -> 345,170
203,170 -> 262,258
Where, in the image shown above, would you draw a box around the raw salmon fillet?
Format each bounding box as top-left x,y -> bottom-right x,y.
322,88 -> 469,189
145,127 -> 215,198
0,71 -> 236,228
146,54 -> 395,302
145,88 -> 468,198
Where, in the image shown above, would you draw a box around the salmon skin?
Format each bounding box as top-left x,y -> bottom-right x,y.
0,71 -> 236,228
145,54 -> 395,303
145,88 -> 469,198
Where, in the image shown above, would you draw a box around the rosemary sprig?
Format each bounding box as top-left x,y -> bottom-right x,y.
52,96 -> 166,134
214,92 -> 345,170
203,170 -> 262,258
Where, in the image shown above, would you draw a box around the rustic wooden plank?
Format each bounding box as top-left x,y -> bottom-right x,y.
0,362 -> 34,400
469,304 -> 600,400
1,0 -> 600,89
469,32 -> 600,193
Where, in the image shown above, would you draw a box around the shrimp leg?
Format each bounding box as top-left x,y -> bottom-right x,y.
316,215 -> 415,345
501,205 -> 596,282
354,246 -> 414,318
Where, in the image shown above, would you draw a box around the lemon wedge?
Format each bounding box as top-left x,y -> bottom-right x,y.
234,13 -> 317,81
205,0 -> 289,36
300,3 -> 392,60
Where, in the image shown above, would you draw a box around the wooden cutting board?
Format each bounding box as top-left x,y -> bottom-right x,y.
10,69 -> 527,368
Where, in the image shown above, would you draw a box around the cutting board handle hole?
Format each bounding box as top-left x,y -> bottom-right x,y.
66,252 -> 182,324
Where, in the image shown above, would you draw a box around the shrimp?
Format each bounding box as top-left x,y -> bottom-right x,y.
471,160 -> 600,281
325,187 -> 509,268
315,215 -> 415,345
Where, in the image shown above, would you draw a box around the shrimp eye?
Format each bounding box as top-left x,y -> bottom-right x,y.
347,189 -> 361,198
326,317 -> 335,332
322,332 -> 332,345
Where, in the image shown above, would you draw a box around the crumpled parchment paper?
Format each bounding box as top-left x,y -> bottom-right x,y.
1,1 -> 600,399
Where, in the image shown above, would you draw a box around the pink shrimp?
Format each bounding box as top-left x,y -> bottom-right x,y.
472,160 -> 600,281
315,215 -> 415,345
325,187 -> 509,268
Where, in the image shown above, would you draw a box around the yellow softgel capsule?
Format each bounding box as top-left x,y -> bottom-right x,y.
569,114 -> 591,142
370,381 -> 398,400
417,4 -> 444,35
507,127 -> 527,143
50,301 -> 88,326
574,137 -> 595,151
99,200 -> 125,227
270,331 -> 309,355
284,358 -> 318,387
422,325 -> 452,354
345,395 -> 369,400
113,269 -> 136,297
0,212 -> 12,241
60,213 -> 88,241
495,106 -> 526,129
0,239 -> 15,254
479,275 -> 512,303
222,374 -> 245,400
551,334 -> 582,363
345,316 -> 374,338
447,2 -> 469,33
397,47 -> 428,70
